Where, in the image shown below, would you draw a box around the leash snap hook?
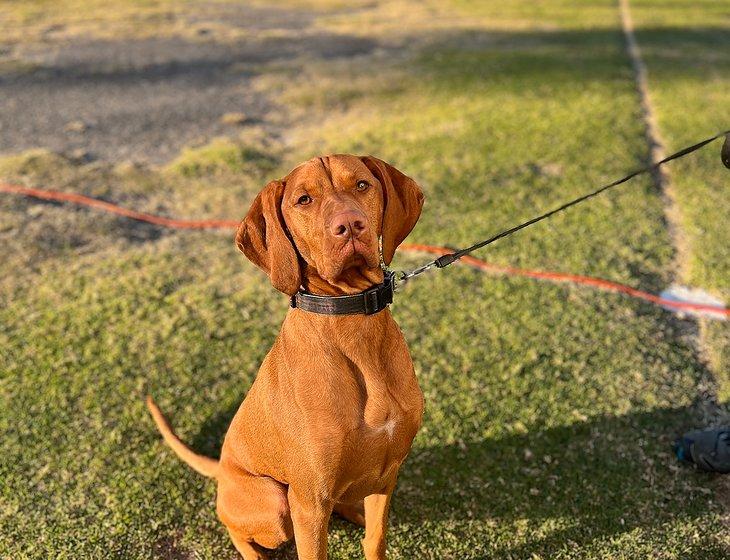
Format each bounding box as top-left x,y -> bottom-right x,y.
392,270 -> 409,291
394,260 -> 436,290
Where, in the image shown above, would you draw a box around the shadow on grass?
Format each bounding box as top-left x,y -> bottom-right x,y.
191,398 -> 241,458
1,33 -> 378,87
395,401 -> 727,557
412,26 -> 730,86
188,393 -> 727,557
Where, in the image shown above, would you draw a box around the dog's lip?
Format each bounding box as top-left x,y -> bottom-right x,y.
319,242 -> 380,283
331,238 -> 379,268
337,238 -> 371,257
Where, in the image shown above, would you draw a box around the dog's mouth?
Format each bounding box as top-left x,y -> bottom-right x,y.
322,238 -> 380,280
338,237 -> 379,268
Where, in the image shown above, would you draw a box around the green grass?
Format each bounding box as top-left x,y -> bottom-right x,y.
1,0 -> 729,558
628,0 -> 730,401
166,137 -> 279,178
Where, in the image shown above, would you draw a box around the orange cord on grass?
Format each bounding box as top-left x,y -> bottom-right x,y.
1,181 -> 727,317
400,243 -> 728,317
0,182 -> 240,230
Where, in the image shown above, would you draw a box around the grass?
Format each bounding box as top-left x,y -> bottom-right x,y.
628,0 -> 730,401
0,0 -> 201,44
1,0 -> 729,558
166,137 -> 279,178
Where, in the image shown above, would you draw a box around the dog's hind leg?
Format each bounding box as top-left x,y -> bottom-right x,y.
228,529 -> 279,560
334,500 -> 365,527
216,466 -> 293,559
228,531 -> 268,560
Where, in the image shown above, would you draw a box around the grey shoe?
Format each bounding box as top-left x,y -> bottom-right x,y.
674,427 -> 730,474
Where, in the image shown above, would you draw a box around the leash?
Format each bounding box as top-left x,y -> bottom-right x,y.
396,130 -> 730,285
400,243 -> 727,317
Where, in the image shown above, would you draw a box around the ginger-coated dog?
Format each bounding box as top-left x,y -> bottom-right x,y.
147,155 -> 425,559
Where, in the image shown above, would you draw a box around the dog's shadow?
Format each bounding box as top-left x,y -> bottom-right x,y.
191,400 -> 240,458
391,402 -> 726,557
191,399 -> 724,558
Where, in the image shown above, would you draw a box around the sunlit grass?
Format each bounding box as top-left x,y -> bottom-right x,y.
1,0 -> 728,558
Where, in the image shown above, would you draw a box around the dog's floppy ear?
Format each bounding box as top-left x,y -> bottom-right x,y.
236,180 -> 301,295
361,156 -> 424,265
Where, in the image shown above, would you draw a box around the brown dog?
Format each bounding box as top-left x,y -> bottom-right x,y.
147,155 -> 424,560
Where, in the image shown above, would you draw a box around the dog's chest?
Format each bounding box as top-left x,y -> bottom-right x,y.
278,311 -> 423,498
357,357 -> 421,434
331,369 -> 422,501
375,417 -> 398,438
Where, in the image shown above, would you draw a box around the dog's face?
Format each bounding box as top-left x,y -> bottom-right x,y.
237,154 -> 424,295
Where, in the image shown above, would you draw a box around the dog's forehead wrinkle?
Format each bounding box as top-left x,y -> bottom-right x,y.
287,164 -> 326,196
318,156 -> 333,183
289,155 -> 370,193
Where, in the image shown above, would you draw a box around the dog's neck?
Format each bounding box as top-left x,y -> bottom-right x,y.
301,264 -> 384,296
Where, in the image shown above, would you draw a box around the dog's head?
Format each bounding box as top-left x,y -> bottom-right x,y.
236,155 -> 424,295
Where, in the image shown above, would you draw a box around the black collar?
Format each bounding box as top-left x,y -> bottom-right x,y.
290,272 -> 395,316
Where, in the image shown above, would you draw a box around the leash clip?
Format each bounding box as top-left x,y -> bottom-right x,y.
392,270 -> 407,292
394,261 -> 435,291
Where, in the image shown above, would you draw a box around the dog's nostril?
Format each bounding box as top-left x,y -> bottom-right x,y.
330,212 -> 367,238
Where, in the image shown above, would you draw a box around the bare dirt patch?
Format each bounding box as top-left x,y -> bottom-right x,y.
0,4 -> 377,164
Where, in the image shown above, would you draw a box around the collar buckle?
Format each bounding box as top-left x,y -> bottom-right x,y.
363,272 -> 394,315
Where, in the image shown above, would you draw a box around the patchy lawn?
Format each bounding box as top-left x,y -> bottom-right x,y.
1,0 -> 728,558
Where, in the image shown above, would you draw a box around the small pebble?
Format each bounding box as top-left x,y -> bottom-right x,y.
64,120 -> 87,133
220,112 -> 248,126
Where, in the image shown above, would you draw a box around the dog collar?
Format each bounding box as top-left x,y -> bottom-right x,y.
290,272 -> 395,315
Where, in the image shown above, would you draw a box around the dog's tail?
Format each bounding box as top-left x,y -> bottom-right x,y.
146,395 -> 219,479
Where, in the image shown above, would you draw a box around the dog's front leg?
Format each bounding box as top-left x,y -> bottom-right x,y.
362,481 -> 396,560
288,487 -> 332,560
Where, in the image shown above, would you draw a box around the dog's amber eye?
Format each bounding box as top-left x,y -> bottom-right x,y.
356,181 -> 369,192
296,194 -> 312,206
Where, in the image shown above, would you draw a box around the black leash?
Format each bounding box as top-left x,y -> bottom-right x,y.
291,130 -> 727,316
398,129 -> 730,284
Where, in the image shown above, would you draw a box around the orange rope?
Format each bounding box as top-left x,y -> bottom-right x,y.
0,182 -> 239,229
400,243 -> 728,316
2,181 -> 727,317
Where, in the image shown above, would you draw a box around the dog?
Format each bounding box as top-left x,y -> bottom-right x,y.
147,154 -> 425,560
